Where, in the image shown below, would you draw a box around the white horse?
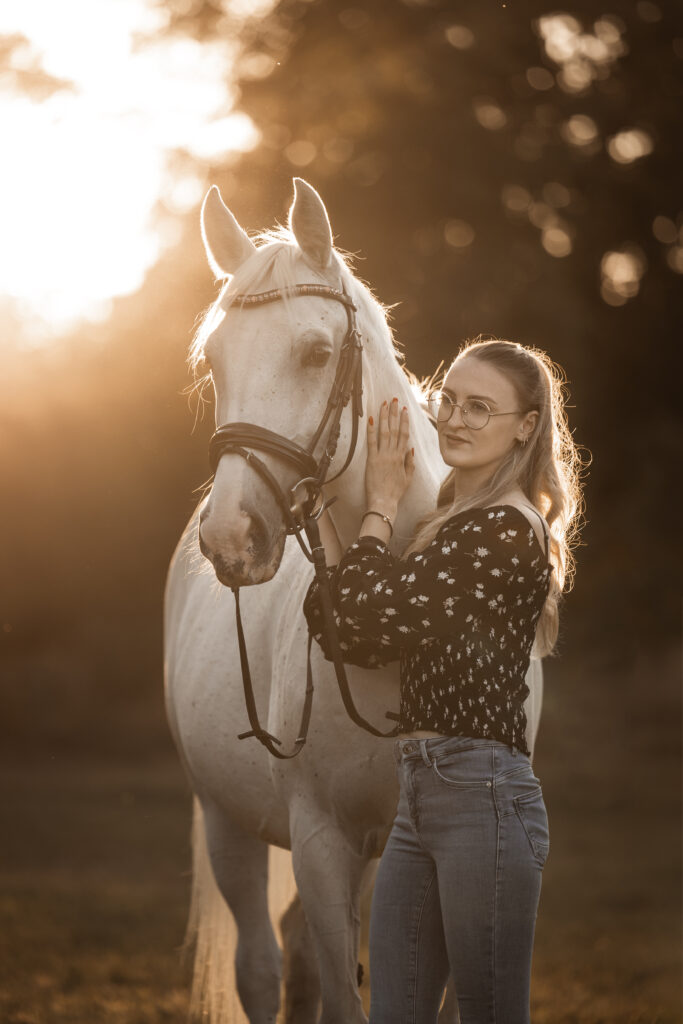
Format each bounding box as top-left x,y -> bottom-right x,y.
164,177 -> 544,1024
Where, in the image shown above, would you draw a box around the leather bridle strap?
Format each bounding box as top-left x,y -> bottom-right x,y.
231,517 -> 398,758
210,424 -> 318,481
232,587 -> 315,759
208,281 -> 398,755
306,515 -> 400,739
208,283 -> 364,556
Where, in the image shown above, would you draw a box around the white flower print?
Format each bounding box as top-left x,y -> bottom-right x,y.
302,504 -> 550,757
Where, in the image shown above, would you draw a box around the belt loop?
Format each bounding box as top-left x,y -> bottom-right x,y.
419,739 -> 432,766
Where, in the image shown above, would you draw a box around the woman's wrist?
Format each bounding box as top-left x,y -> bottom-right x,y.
364,499 -> 398,521
358,507 -> 396,544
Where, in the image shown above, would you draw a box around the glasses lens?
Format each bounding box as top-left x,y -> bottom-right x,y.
461,400 -> 490,429
428,391 -> 453,422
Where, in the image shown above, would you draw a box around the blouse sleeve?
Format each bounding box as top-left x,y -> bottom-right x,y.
303,565 -> 401,669
333,510 -> 525,646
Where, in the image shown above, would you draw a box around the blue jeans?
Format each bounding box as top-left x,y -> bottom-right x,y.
368,735 -> 549,1024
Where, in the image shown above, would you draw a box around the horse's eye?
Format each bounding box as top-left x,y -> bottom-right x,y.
305,347 -> 332,368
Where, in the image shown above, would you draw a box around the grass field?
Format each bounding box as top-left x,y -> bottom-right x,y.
0,648 -> 680,1023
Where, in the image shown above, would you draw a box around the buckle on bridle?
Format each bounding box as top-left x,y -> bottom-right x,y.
289,475 -> 322,525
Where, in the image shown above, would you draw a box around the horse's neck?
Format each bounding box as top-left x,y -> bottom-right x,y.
325,351 -> 443,553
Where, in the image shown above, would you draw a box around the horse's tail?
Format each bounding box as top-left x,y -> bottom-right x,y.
182,796 -> 297,1023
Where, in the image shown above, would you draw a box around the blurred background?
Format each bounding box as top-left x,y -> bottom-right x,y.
1,1 -> 680,1021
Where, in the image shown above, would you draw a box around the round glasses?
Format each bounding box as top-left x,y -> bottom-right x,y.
427,390 -> 524,430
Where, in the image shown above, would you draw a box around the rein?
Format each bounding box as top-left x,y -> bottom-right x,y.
208,282 -> 399,759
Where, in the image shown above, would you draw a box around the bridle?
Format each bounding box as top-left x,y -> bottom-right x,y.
207,282 -> 399,758
209,283 -> 362,555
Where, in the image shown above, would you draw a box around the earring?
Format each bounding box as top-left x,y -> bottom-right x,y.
520,436 -> 528,446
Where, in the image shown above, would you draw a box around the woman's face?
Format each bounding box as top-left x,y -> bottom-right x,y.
437,355 -> 537,477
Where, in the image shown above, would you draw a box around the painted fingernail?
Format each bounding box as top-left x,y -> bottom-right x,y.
411,447 -> 414,456
402,406 -> 407,412
382,400 -> 387,406
369,416 -> 373,425
392,396 -> 398,403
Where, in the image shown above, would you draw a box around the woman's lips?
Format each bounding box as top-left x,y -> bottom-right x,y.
444,434 -> 469,444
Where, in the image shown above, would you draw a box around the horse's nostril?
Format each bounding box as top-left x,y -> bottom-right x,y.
248,509 -> 271,560
213,555 -> 245,585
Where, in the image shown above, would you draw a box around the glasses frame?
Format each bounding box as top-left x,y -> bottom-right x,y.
427,389 -> 526,430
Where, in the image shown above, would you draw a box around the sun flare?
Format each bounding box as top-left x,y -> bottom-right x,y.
0,0 -> 268,345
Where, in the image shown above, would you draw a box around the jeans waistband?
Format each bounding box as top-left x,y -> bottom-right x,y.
394,734 -> 525,767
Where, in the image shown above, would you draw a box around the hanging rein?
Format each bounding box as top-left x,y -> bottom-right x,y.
207,282 -> 399,759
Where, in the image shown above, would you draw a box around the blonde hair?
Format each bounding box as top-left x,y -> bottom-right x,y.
403,337 -> 587,657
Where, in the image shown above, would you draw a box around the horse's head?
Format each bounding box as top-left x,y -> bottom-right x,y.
194,178 -> 367,588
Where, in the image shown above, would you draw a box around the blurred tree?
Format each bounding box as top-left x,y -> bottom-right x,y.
187,0 -> 683,648
1,0 -> 680,753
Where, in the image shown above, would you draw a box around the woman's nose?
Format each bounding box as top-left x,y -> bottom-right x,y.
447,402 -> 466,426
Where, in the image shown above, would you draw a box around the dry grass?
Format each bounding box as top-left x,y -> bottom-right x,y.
0,757 -> 192,1024
0,647 -> 680,1023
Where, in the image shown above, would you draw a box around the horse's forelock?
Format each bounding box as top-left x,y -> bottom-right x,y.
188,227 -> 409,387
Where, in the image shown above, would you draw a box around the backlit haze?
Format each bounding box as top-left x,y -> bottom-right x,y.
0,0 -> 272,345
1,4 -> 673,349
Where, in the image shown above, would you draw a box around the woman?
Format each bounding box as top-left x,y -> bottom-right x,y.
303,337 -> 583,1023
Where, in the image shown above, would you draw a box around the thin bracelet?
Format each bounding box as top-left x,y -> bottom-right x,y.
361,509 -> 394,538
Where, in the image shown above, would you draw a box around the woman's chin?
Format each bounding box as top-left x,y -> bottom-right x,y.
441,445 -> 473,469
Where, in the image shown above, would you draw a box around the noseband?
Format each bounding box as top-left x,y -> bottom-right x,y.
206,281 -> 399,758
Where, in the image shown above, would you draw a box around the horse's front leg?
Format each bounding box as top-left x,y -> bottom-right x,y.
290,806 -> 368,1024
201,798 -> 282,1024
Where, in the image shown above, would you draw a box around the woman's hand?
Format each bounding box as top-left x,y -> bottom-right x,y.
364,398 -> 415,517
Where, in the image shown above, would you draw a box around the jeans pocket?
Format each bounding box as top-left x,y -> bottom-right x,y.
430,757 -> 492,790
513,787 -> 550,867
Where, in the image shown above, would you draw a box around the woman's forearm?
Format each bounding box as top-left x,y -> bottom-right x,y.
315,501 -> 395,566
316,508 -> 344,565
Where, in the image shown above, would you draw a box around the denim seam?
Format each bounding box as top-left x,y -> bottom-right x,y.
494,763 -> 533,782
430,764 -> 491,789
493,813 -> 501,1024
492,746 -> 499,1024
513,795 -> 549,867
405,767 -> 429,853
410,868 -> 438,1024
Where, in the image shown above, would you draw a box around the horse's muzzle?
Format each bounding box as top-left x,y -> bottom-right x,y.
198,516 -> 285,587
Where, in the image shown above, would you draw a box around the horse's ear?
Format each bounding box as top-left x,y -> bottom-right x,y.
201,186 -> 256,278
288,178 -> 333,270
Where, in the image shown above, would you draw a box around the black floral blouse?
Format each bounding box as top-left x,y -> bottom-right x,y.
303,505 -> 552,755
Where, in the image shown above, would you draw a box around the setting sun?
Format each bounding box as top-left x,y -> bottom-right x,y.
0,0 -> 266,344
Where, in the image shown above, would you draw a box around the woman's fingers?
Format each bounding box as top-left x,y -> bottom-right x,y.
379,399 -> 390,447
388,397 -> 398,437
364,400 -> 414,509
367,411 -> 376,447
398,406 -> 410,448
370,399 -> 410,452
